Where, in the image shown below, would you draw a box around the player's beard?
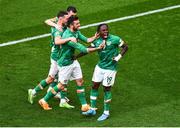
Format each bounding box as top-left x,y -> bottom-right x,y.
73,26 -> 79,31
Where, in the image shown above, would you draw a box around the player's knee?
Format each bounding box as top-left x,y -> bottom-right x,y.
76,79 -> 84,86
104,86 -> 111,91
92,82 -> 101,90
46,76 -> 54,84
57,83 -> 64,90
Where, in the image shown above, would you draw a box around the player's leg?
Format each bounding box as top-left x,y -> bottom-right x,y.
28,75 -> 54,104
47,75 -> 61,99
75,78 -> 90,112
97,86 -> 111,121
57,64 -> 74,109
97,70 -> 116,121
71,60 -> 89,111
82,65 -> 103,115
59,85 -> 74,109
39,82 -> 65,110
28,59 -> 58,104
82,82 -> 100,116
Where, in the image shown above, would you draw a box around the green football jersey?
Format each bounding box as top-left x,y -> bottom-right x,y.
92,34 -> 121,71
58,28 -> 88,66
50,27 -> 66,61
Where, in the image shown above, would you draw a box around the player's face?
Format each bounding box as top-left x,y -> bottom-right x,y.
72,20 -> 80,31
63,14 -> 69,24
99,25 -> 109,39
68,11 -> 77,17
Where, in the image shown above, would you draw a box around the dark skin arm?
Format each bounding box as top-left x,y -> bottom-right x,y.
120,42 -> 128,56
112,41 -> 128,61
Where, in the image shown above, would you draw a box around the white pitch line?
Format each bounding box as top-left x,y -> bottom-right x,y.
0,4 -> 180,47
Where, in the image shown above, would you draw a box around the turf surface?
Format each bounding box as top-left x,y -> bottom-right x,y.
0,0 -> 180,127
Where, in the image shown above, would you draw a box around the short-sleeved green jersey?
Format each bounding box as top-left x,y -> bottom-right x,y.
92,34 -> 121,71
58,28 -> 88,66
50,27 -> 66,61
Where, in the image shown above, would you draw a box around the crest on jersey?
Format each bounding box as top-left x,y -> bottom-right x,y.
106,41 -> 112,46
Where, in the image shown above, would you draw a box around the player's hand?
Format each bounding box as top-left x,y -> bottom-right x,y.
112,54 -> 122,62
98,42 -> 105,49
94,32 -> 100,39
69,37 -> 77,42
55,24 -> 62,31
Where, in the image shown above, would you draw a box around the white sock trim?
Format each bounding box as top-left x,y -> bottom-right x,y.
104,110 -> 109,115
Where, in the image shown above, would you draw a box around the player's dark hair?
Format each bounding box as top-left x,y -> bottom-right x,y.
67,16 -> 79,27
67,6 -> 77,13
97,24 -> 108,32
57,11 -> 68,18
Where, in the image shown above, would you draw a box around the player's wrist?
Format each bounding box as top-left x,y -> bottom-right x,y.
114,54 -> 122,61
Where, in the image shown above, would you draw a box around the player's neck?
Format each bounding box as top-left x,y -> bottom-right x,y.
69,27 -> 75,32
57,21 -> 63,27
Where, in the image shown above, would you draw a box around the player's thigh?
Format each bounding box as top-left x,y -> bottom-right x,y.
70,60 -> 83,80
58,64 -> 73,84
48,59 -> 58,78
92,65 -> 104,83
102,70 -> 117,87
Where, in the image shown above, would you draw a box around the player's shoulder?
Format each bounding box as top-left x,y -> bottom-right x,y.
62,29 -> 73,37
109,34 -> 121,43
109,34 -> 120,40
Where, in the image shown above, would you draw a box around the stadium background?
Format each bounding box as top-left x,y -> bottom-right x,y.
0,0 -> 180,126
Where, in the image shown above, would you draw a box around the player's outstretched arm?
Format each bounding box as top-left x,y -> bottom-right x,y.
45,17 -> 62,31
87,42 -> 105,52
113,40 -> 128,62
55,37 -> 77,45
87,32 -> 100,43
74,45 -> 93,59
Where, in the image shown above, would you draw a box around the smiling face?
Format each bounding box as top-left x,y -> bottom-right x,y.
99,24 -> 109,39
72,19 -> 80,31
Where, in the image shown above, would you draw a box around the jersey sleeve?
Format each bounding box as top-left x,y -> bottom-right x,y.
54,30 -> 62,37
113,36 -> 122,45
68,42 -> 88,53
77,31 -> 88,42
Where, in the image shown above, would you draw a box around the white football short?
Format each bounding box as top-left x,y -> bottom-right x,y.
58,60 -> 83,84
92,65 -> 117,87
48,59 -> 59,78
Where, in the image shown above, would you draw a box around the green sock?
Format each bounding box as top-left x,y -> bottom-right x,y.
50,81 -> 57,88
90,89 -> 98,108
76,85 -> 87,105
60,87 -> 67,99
104,91 -> 112,111
34,80 -> 48,93
44,86 -> 59,102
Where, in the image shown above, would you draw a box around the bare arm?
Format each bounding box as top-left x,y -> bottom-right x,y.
74,45 -> 92,59
87,32 -> 100,43
113,40 -> 128,61
44,17 -> 62,31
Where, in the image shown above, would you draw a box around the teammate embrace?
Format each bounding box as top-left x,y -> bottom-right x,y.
28,6 -> 128,121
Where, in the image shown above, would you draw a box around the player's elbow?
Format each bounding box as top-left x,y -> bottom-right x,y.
44,20 -> 48,24
87,39 -> 91,43
122,43 -> 128,51
82,48 -> 88,53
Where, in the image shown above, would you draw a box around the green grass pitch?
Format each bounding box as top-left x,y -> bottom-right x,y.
0,0 -> 180,127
